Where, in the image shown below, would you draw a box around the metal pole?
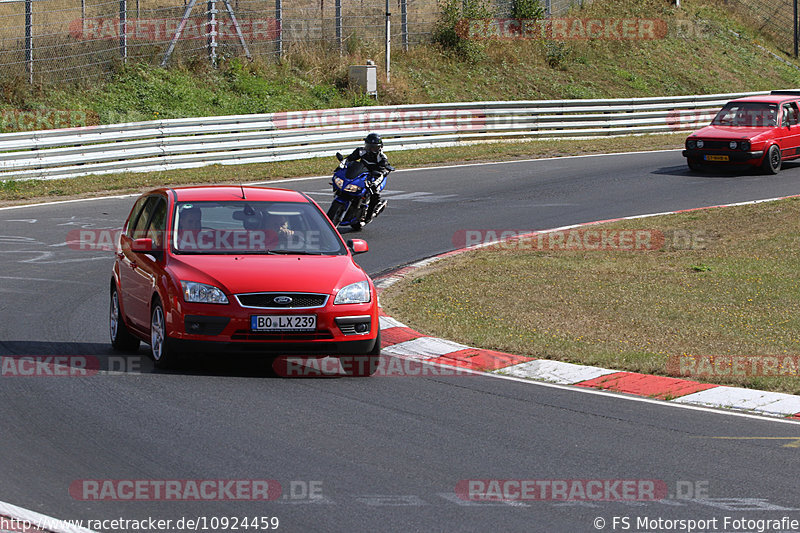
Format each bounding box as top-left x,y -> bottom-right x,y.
335,0 -> 341,55
161,0 -> 199,66
222,0 -> 251,59
120,0 -> 127,62
400,0 -> 407,51
545,0 -> 550,17
25,0 -> 32,84
385,0 -> 390,82
275,0 -> 282,59
795,0 -> 798,58
81,0 -> 85,22
207,0 -> 217,66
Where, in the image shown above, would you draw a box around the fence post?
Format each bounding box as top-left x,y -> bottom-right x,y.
401,0 -> 408,51
120,0 -> 128,62
385,0 -> 391,82
276,0 -> 282,59
795,0 -> 798,58
335,0 -> 342,54
545,0 -> 550,17
25,0 -> 32,84
208,0 -> 218,66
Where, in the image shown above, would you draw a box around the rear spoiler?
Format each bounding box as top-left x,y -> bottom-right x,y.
770,90 -> 800,96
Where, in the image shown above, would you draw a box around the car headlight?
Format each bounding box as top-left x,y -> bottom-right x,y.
687,140 -> 697,149
741,140 -> 751,151
334,281 -> 371,304
181,281 -> 229,304
696,140 -> 704,148
729,141 -> 738,150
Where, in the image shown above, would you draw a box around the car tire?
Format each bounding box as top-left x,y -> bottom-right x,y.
343,329 -> 381,377
110,284 -> 141,352
761,145 -> 782,174
327,202 -> 346,226
150,298 -> 180,369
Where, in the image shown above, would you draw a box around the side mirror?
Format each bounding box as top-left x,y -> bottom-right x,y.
347,239 -> 368,255
336,152 -> 344,162
131,238 -> 154,252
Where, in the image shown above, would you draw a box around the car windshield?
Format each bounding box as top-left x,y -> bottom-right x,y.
172,200 -> 346,255
711,102 -> 778,127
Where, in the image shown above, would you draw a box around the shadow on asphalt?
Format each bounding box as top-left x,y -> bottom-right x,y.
653,160 -> 800,178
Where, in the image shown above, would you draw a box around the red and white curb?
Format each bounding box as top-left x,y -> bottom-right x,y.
0,500 -> 96,533
374,193 -> 800,421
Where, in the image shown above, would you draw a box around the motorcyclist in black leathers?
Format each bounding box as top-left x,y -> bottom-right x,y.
345,133 -> 394,222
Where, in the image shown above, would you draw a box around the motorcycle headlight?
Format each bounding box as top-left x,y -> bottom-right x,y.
181,281 -> 229,304
344,184 -> 361,193
334,178 -> 344,188
334,281 -> 371,304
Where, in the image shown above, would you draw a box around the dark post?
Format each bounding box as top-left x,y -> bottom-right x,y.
25,0 -> 32,84
276,0 -> 282,59
401,0 -> 407,51
120,0 -> 127,62
795,0 -> 798,58
335,0 -> 341,54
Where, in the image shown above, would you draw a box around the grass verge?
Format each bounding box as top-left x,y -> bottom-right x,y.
380,197 -> 800,395
0,132 -> 685,206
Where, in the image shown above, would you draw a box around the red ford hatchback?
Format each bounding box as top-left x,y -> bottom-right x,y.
683,90 -> 800,174
110,186 -> 380,375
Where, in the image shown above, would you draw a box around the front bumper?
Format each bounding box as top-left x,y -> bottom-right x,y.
682,149 -> 764,163
169,301 -> 378,355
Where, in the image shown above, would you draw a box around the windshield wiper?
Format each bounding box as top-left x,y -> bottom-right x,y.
266,250 -> 328,255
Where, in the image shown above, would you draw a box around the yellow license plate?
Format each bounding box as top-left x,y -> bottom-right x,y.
704,155 -> 730,162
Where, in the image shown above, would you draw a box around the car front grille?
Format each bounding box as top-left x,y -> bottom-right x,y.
697,140 -> 733,150
235,292 -> 328,309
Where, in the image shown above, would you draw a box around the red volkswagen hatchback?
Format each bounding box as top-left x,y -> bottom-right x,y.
110,186 -> 380,375
683,91 -> 800,174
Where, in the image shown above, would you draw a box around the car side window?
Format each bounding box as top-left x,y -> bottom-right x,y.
145,198 -> 167,250
125,196 -> 149,234
783,104 -> 799,127
130,196 -> 160,240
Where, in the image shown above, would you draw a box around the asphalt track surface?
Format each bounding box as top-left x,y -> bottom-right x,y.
2,150 -> 800,532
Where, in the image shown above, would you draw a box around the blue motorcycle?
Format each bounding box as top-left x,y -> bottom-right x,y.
326,152 -> 391,230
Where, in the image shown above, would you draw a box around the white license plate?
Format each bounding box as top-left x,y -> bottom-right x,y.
251,315 -> 316,331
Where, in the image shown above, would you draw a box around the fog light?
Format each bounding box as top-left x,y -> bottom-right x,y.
355,323 -> 369,334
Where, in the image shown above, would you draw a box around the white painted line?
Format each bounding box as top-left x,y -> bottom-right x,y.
497,359 -> 618,384
379,316 -> 408,330
0,500 -> 97,533
382,337 -> 471,360
674,387 -> 800,417
374,277 -> 402,289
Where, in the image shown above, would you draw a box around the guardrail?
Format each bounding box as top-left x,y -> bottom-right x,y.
0,91 -> 766,181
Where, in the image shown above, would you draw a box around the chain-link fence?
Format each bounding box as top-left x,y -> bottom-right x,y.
0,0 -> 597,84
723,0 -> 794,56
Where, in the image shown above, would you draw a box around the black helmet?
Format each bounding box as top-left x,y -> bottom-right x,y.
364,133 -> 383,153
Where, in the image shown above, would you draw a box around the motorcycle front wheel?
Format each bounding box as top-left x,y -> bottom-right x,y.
327,201 -> 347,226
